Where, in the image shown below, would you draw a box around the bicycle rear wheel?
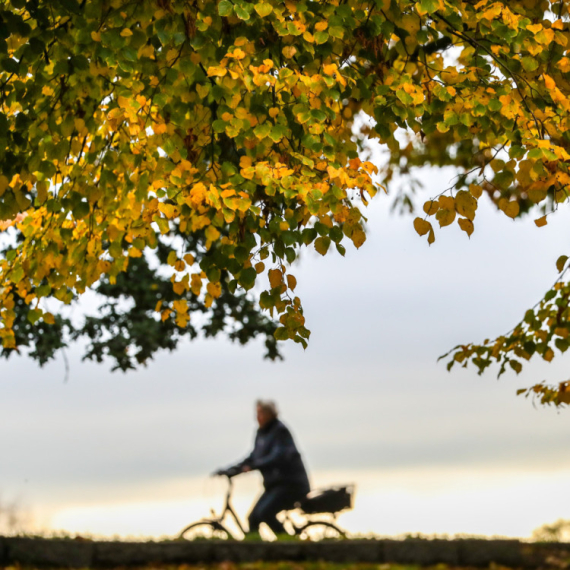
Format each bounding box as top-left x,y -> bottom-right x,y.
178,520 -> 230,540
297,521 -> 346,540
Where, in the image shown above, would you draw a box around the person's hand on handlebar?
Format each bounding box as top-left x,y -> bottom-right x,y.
212,465 -> 251,477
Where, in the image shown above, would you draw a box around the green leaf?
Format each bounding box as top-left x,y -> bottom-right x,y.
10,266 -> 23,283
27,308 -> 43,325
314,236 -> 331,255
235,4 -> 250,19
314,31 -> 329,44
239,266 -> 257,289
269,125 -> 287,142
556,255 -> 568,273
274,327 -> 290,341
420,0 -> 439,13
254,2 -> 273,16
488,99 -> 502,112
218,0 -> 234,16
521,56 -> 538,72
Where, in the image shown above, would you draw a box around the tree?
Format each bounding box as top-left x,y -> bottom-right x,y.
0,0 -> 569,401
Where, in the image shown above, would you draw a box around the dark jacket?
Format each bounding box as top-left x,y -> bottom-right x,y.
230,419 -> 310,491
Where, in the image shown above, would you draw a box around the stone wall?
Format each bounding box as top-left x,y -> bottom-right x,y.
1,537 -> 569,568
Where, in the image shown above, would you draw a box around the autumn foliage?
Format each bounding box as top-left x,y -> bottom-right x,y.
1,0 -> 570,401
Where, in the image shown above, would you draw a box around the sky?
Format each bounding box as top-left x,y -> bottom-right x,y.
1,165 -> 570,540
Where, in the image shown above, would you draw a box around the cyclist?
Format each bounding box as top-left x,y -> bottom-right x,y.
215,399 -> 310,537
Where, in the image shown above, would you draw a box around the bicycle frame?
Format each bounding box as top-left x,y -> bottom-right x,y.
216,476 -> 248,536
178,474 -> 347,540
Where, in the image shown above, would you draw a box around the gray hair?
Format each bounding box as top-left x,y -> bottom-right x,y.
256,399 -> 278,418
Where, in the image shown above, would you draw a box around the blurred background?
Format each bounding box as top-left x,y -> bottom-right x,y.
1,166 -> 570,540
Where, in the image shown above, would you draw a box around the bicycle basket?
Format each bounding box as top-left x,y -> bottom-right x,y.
297,485 -> 354,514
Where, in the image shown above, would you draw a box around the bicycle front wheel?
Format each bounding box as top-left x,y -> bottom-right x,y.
298,521 -> 346,541
178,520 -> 231,540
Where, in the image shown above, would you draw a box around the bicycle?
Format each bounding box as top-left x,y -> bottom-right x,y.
178,474 -> 354,541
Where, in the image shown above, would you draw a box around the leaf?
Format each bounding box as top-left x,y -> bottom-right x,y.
27,308 -> 43,325
234,4 -> 250,19
274,327 -> 290,341
436,208 -> 456,227
351,228 -> 366,248
268,268 -> 282,289
314,31 -> 329,44
521,56 -> 538,72
315,236 -> 331,255
413,217 -> 432,236
218,0 -> 234,16
503,201 -> 520,219
423,201 -> 439,215
458,218 -> 474,237
254,3 -> 273,17
534,215 -> 548,227
455,190 -> 477,221
556,255 -> 568,273
282,46 -> 297,59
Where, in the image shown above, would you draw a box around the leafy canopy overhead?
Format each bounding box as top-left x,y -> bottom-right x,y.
1,0 -> 570,401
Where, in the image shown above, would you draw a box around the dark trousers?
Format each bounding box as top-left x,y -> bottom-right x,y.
248,485 -> 307,535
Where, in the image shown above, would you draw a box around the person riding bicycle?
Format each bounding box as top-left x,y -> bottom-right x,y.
215,399 -> 310,537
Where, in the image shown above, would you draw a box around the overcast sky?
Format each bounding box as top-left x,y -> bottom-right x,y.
2,166 -> 570,539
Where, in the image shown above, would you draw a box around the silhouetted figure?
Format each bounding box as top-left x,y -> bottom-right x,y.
215,400 -> 310,536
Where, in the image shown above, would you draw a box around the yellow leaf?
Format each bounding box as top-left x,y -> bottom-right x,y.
43,312 -> 55,325
544,347 -> 554,362
455,190 -> 477,221
205,225 -> 220,242
269,107 -> 279,118
287,274 -> 297,290
413,217 -> 432,236
184,253 -> 195,265
436,208 -> 456,227
254,2 -> 273,16
556,255 -> 568,273
469,184 -> 483,198
255,262 -> 265,274
269,268 -> 282,289
153,123 -> 167,135
207,281 -> 222,298
351,228 -> 366,249
323,63 -> 337,75
503,201 -> 520,219
439,195 -> 455,210
282,46 -> 297,59
91,31 -> 101,42
207,66 -> 228,77
315,21 -> 328,31
423,200 -> 439,216
120,28 -> 133,37
315,236 -> 332,254
534,215 -> 548,227
544,74 -> 556,90
167,251 -> 177,266
458,217 -> 474,237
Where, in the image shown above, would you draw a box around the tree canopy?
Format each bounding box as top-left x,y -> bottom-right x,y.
1,0 -> 570,402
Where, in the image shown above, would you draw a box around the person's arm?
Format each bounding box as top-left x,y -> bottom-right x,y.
249,426 -> 296,470
215,440 -> 257,476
